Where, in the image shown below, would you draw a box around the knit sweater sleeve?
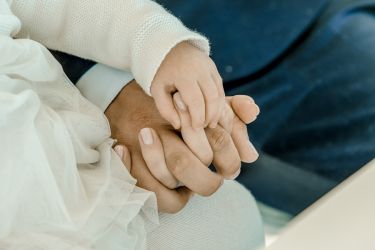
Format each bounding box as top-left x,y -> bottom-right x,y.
10,0 -> 210,95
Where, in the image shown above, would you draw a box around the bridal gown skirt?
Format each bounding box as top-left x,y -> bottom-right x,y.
0,2 -> 158,249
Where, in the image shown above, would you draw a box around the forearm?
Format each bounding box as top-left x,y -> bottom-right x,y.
11,0 -> 209,94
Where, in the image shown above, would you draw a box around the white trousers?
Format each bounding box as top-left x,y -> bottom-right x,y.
147,181 -> 265,250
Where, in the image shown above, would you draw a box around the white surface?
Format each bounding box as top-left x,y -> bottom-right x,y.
267,159 -> 375,250
257,202 -> 292,246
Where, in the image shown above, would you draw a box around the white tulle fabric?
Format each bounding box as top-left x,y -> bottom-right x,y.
0,2 -> 158,249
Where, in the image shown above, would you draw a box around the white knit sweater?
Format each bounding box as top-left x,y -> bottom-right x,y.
9,0 -> 210,100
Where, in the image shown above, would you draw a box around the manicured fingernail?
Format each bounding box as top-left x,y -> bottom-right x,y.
140,128 -> 153,145
229,169 -> 241,180
114,145 -> 124,158
175,95 -> 187,111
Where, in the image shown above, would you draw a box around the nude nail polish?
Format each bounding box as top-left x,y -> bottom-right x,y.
175,98 -> 187,111
174,93 -> 187,111
114,145 -> 124,158
140,128 -> 153,145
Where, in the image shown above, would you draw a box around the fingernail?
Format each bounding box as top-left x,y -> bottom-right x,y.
250,104 -> 260,116
114,145 -> 124,158
229,168 -> 241,180
248,115 -> 258,124
249,141 -> 259,158
175,95 -> 187,111
245,96 -> 255,104
140,128 -> 153,145
242,141 -> 259,163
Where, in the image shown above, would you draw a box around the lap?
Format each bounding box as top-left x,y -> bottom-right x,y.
229,0 -> 375,214
146,181 -> 264,250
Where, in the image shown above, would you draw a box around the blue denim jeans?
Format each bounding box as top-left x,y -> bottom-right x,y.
226,0 -> 375,215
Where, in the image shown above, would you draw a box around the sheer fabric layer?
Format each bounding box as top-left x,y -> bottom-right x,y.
0,2 -> 158,249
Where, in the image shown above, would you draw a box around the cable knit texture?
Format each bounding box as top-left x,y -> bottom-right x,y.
10,0 -> 210,95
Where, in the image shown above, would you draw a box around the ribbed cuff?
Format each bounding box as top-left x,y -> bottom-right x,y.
76,64 -> 134,111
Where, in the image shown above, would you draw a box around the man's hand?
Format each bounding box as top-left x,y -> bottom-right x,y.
105,81 -> 259,213
142,93 -> 260,187
105,81 -> 224,213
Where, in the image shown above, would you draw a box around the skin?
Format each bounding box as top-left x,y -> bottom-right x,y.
105,81 -> 259,213
151,42 -> 225,130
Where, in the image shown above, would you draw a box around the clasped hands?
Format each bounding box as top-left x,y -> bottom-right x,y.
105,81 -> 259,213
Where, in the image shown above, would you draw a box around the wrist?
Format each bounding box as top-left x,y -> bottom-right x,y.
77,64 -> 134,111
105,81 -> 166,144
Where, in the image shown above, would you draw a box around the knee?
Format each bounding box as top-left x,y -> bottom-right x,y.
216,181 -> 265,249
147,180 -> 265,250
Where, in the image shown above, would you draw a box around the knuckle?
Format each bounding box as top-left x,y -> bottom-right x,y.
210,129 -> 230,152
188,98 -> 204,109
167,152 -> 190,175
160,174 -> 179,189
206,91 -> 219,102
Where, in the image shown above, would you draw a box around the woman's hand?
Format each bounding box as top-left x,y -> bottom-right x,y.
106,82 -> 224,213
106,82 -> 259,213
